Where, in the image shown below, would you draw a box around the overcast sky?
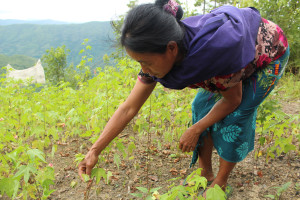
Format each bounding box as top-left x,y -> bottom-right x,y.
0,0 -> 155,22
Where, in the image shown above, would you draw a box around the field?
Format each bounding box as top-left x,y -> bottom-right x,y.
0,58 -> 299,199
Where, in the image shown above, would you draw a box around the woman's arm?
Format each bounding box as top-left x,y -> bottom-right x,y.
78,80 -> 156,178
179,81 -> 242,152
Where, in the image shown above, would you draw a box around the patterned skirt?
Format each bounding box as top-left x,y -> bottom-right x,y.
190,47 -> 290,165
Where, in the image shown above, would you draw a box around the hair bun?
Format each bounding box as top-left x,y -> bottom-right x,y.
175,5 -> 183,20
155,0 -> 183,20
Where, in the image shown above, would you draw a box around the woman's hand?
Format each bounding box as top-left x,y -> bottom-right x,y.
77,80 -> 156,181
179,82 -> 243,153
179,126 -> 202,152
78,150 -> 99,181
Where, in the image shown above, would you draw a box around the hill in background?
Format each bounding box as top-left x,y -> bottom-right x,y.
0,21 -> 115,69
0,54 -> 37,69
0,19 -> 69,25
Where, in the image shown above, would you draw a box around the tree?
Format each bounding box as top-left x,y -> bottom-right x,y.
42,46 -> 68,84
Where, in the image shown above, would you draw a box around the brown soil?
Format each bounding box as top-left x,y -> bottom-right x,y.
47,102 -> 300,200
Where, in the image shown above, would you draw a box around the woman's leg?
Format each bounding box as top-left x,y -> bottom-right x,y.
198,132 -> 215,182
212,158 -> 236,189
199,132 -> 236,187
203,157 -> 236,198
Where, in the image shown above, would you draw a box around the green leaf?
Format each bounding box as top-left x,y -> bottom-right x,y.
259,137 -> 266,145
106,171 -> 112,184
0,178 -> 19,198
86,45 -> 92,50
82,174 -> 90,182
91,168 -> 107,184
128,141 -> 136,155
43,189 -> 56,197
276,182 -> 292,194
42,179 -> 55,190
136,186 -> 148,193
79,49 -> 85,54
74,153 -> 85,166
264,194 -> 275,199
130,193 -> 143,198
114,154 -> 121,170
14,163 -> 36,183
284,144 -> 296,153
70,181 -> 77,188
116,140 -> 126,157
206,184 -> 226,200
27,149 -> 46,162
51,145 -> 57,158
169,154 -> 177,158
149,187 -> 161,193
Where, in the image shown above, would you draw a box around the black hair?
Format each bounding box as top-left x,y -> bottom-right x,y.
121,0 -> 185,54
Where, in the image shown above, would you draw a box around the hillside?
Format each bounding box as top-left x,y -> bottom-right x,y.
0,19 -> 69,25
0,21 -> 115,66
0,54 -> 37,70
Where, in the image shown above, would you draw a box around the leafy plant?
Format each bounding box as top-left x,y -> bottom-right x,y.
130,186 -> 161,200
265,182 -> 292,200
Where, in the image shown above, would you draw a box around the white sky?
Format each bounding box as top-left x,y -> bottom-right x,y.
0,0 -> 155,22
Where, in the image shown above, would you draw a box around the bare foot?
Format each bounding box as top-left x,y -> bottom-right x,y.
202,178 -> 227,198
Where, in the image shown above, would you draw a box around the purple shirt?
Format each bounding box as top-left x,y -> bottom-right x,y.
153,5 -> 261,89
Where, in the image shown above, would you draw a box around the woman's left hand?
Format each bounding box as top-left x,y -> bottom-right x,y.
179,126 -> 202,152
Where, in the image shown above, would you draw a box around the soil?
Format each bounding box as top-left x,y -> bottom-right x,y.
46,101 -> 299,200
1,100 -> 298,200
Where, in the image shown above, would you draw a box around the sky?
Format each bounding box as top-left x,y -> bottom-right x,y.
0,0 -> 155,23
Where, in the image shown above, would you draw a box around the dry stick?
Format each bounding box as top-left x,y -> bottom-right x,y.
84,178 -> 94,200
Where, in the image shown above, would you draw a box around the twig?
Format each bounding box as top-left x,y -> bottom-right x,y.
84,178 -> 94,200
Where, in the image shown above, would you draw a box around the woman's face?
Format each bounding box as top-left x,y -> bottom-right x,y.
125,41 -> 179,78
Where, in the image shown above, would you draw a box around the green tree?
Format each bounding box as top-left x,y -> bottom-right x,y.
75,39 -> 93,84
110,0 -> 138,59
42,45 -> 68,84
195,0 -> 207,14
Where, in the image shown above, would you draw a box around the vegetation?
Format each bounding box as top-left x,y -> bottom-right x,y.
0,54 -> 298,199
42,46 -> 68,84
0,0 -> 299,199
0,21 -> 114,67
0,54 -> 37,70
41,39 -> 94,87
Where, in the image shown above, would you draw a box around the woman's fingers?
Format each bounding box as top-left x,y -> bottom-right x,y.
78,161 -> 87,181
179,142 -> 195,152
85,162 -> 94,176
78,151 -> 99,181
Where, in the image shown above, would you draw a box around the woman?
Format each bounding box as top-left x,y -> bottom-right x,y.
78,0 -> 289,197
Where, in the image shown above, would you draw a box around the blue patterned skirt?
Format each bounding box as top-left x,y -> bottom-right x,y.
190,47 -> 290,165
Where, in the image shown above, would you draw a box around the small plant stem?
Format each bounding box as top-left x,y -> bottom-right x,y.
146,95 -> 152,191
105,67 -> 109,122
33,178 -> 42,200
84,178 -> 94,200
44,103 -> 46,137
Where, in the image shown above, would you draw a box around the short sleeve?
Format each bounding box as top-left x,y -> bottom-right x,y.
137,70 -> 155,84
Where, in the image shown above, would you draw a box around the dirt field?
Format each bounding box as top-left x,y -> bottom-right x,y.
48,99 -> 299,200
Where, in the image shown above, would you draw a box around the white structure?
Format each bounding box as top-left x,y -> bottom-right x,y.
6,59 -> 46,84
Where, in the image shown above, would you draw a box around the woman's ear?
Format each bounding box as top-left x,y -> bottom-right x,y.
167,41 -> 178,56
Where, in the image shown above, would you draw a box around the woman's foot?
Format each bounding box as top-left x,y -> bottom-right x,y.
202,176 -> 234,198
201,171 -> 215,183
202,181 -> 233,199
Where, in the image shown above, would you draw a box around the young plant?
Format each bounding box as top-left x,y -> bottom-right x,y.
265,182 -> 292,200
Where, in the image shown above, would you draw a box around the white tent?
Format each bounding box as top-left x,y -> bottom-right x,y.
6,59 -> 46,84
